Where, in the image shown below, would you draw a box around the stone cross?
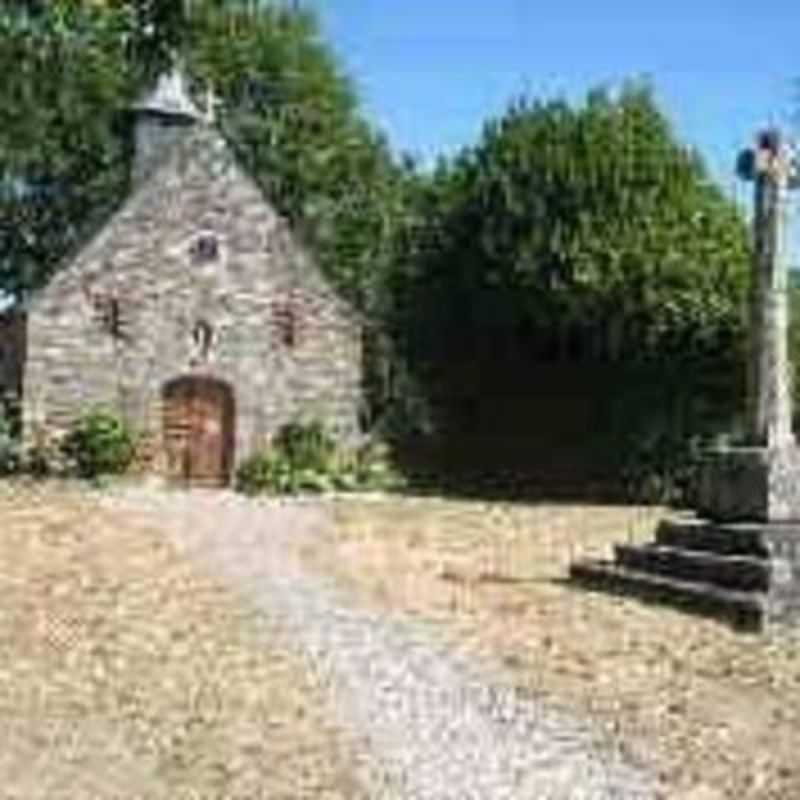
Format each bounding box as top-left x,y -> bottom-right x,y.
736,129 -> 800,448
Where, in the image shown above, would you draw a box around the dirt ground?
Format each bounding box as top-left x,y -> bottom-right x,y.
297,495 -> 800,800
5,479 -> 800,799
0,480 -> 367,799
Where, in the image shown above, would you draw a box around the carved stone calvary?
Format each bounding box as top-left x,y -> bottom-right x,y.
569,129 -> 800,630
739,130 -> 800,447
696,130 -> 800,522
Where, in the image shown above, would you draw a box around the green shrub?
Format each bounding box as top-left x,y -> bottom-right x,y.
235,420 -> 404,496
273,420 -> 337,473
351,439 -> 404,490
60,408 -> 136,480
235,450 -> 294,495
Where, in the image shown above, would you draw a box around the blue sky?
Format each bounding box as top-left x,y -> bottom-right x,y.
315,0 -> 800,253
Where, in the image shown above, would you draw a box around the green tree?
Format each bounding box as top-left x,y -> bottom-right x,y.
186,2 -> 415,310
386,82 -> 752,496
0,1 -> 135,301
395,82 -> 750,368
0,0 -> 412,313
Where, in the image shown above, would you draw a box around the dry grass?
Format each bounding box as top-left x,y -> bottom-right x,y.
298,495 -> 800,800
0,480 -> 366,800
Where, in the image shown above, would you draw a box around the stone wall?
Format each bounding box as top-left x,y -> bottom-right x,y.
22,124 -> 363,471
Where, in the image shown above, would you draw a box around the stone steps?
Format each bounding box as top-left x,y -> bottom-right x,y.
614,543 -> 769,592
568,513 -> 800,630
655,516 -> 769,557
569,558 -> 765,629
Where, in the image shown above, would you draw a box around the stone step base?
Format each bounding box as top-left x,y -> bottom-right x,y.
655,516 -> 771,557
569,512 -> 800,631
569,559 -> 765,630
614,543 -> 769,592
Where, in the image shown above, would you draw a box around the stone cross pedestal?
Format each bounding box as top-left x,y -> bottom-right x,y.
569,130 -> 800,629
697,129 -> 800,522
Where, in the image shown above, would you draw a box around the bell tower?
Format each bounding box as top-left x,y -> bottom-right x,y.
130,65 -> 202,189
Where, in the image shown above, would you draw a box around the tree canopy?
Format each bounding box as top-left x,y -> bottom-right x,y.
393,83 -> 750,370
0,7 -> 759,493
0,0 -> 411,309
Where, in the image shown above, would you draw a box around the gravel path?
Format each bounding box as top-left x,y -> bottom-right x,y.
105,488 -> 658,799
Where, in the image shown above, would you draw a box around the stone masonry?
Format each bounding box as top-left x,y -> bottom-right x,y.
20,68 -> 363,479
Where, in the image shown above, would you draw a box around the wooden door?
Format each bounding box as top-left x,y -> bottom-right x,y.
162,376 -> 234,487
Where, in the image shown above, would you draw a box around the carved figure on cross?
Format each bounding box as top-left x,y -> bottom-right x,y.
736,129 -> 800,447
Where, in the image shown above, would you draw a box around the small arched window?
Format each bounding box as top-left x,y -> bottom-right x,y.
190,233 -> 219,264
271,296 -> 298,348
81,277 -> 127,341
191,319 -> 215,363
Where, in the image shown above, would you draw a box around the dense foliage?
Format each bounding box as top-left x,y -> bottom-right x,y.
0,2 -> 134,300
60,407 -> 136,479
392,84 -> 750,370
383,84 -> 751,501
0,0 -> 412,311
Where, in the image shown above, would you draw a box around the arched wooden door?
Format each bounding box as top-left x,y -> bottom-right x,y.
162,376 -> 235,487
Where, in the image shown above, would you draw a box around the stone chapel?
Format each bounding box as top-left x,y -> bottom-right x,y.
0,67 -> 364,486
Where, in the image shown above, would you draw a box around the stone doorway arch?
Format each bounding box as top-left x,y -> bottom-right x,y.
162,375 -> 235,487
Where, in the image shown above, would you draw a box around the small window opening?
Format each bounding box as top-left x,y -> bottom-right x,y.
271,298 -> 298,348
83,280 -> 126,341
191,319 -> 215,362
106,297 -> 123,340
191,233 -> 219,264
